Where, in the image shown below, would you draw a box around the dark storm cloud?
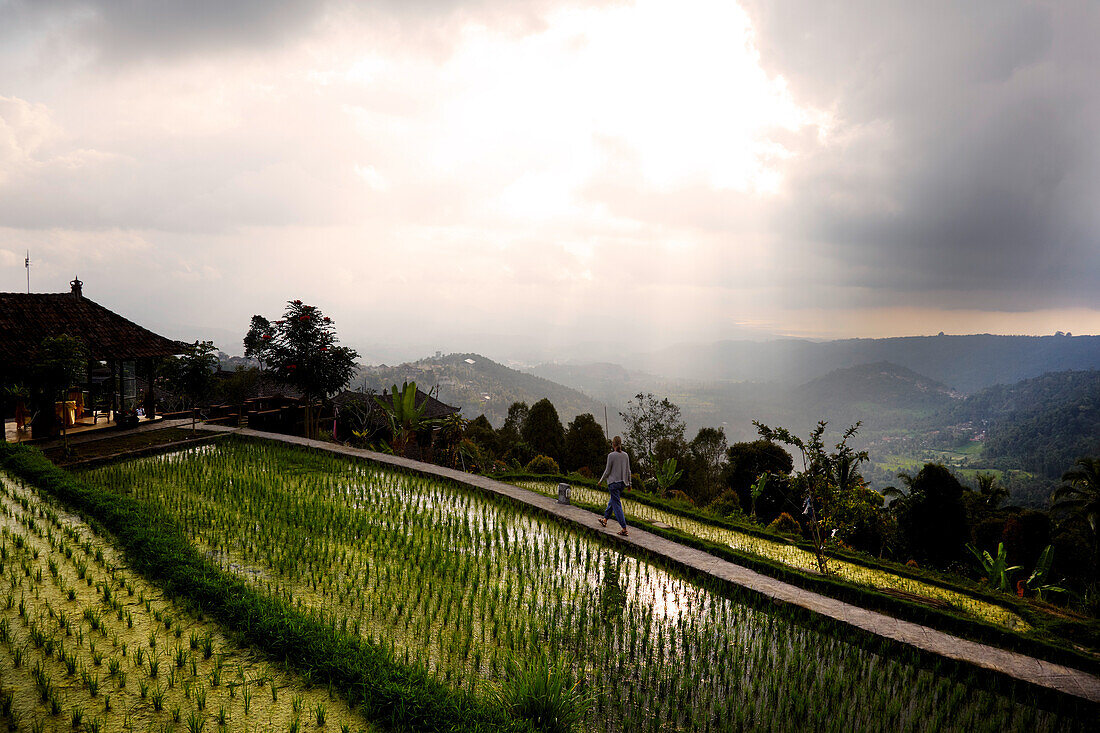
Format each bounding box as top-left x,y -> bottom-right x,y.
0,0 -> 596,65
0,0 -> 330,62
743,0 -> 1100,310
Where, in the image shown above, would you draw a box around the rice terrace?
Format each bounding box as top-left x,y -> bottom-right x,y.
0,434 -> 1094,731
6,1 -> 1100,730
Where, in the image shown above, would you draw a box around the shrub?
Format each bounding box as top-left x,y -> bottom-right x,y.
768,512 -> 800,536
525,455 -> 561,475
494,651 -> 591,733
573,466 -> 594,479
666,490 -> 694,507
630,473 -> 647,493
707,490 -> 742,518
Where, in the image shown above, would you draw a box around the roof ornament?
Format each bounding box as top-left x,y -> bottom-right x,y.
70,276 -> 83,298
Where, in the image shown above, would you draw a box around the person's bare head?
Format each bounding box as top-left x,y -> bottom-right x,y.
612,435 -> 622,452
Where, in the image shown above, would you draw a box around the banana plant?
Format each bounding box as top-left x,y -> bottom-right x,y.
374,381 -> 437,457
1025,545 -> 1071,601
750,472 -> 768,519
966,542 -> 1022,593
654,458 -> 683,496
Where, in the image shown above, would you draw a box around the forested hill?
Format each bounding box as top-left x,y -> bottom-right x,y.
938,370 -> 1100,478
798,362 -> 957,411
356,353 -> 606,427
633,334 -> 1100,393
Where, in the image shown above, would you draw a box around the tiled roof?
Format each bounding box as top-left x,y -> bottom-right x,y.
0,292 -> 187,366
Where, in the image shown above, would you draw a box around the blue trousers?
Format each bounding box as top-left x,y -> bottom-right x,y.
604,481 -> 627,528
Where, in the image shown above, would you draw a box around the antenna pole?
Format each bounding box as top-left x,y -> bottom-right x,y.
25,251 -> 30,293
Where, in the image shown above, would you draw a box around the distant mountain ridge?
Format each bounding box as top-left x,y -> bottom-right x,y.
357,353 -> 606,428
631,334 -> 1100,393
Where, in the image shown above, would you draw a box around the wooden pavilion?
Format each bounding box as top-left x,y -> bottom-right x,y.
0,278 -> 187,439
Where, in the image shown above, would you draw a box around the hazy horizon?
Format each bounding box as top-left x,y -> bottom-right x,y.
4,1 -> 1100,362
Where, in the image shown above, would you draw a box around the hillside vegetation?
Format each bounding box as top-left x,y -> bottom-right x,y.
939,370 -> 1100,479
357,352 -> 605,427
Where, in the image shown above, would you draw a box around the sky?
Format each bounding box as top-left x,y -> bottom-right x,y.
2,0 -> 1099,364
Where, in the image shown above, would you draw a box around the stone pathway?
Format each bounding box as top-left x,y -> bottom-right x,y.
199,425 -> 1100,704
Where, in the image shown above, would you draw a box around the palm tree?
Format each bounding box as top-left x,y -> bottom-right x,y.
975,472 -> 1009,509
1052,456 -> 1100,580
882,470 -> 916,506
1054,457 -> 1100,534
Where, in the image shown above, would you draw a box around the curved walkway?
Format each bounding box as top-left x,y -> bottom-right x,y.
198,426 -> 1100,704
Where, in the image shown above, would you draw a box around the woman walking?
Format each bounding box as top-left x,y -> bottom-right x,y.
597,435 -> 631,536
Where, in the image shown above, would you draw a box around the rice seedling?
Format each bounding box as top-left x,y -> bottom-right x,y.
151,682 -> 166,711
186,710 -> 206,733
0,470 -> 373,733
68,441 -> 1094,732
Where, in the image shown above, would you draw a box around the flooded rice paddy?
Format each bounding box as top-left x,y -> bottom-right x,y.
79,441 -> 1089,732
515,480 -> 1029,631
0,472 -> 371,733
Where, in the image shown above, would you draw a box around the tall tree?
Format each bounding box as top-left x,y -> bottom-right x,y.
887,463 -> 971,568
242,315 -> 272,368
753,420 -> 868,573
497,401 -> 532,464
244,300 -> 359,439
620,393 -> 685,478
1052,456 -> 1100,580
563,413 -> 608,475
168,341 -> 218,410
521,398 -> 565,464
466,415 -> 499,458
689,426 -> 728,504
722,440 -> 795,522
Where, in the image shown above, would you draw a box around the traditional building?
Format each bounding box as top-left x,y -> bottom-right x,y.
0,278 -> 186,438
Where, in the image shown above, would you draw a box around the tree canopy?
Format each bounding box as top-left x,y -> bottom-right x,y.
620,393 -> 685,477
244,300 -> 358,438
564,413 -> 608,475
521,398 -> 565,464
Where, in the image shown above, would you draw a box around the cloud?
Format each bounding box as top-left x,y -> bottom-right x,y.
740,0 -> 1100,311
2,0 -> 1099,353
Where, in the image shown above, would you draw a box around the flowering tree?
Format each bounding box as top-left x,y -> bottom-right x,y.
244,300 -> 359,438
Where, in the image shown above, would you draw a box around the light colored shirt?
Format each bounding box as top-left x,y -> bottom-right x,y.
599,450 -> 632,486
